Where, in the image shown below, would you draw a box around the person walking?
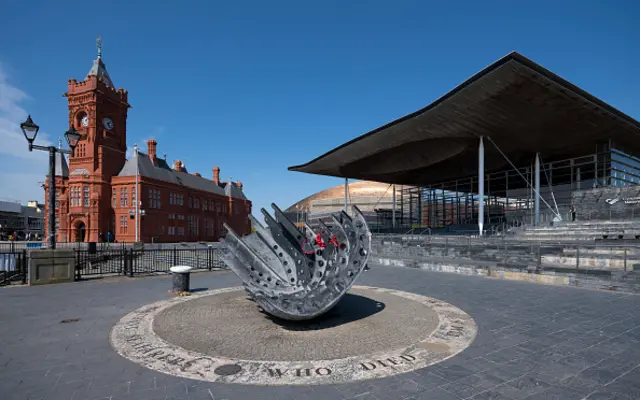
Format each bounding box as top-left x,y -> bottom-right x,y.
569,205 -> 576,222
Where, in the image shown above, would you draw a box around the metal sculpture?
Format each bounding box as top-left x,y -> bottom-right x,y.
221,204 -> 372,321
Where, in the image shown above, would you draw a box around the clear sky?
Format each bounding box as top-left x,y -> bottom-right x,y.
0,0 -> 638,218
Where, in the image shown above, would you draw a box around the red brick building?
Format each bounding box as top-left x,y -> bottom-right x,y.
44,42 -> 251,243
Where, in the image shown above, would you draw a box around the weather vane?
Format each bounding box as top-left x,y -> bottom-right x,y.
96,35 -> 102,58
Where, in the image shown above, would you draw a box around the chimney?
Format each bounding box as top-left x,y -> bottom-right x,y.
193,172 -> 201,177
147,139 -> 157,160
213,166 -> 220,185
237,181 -> 243,190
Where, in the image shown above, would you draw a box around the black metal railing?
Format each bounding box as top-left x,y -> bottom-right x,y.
74,246 -> 225,280
0,241 -> 133,253
0,250 -> 28,285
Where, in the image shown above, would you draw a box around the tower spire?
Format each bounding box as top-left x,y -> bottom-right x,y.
86,36 -> 113,87
96,35 -> 102,58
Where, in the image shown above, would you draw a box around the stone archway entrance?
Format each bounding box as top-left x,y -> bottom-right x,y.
74,221 -> 86,242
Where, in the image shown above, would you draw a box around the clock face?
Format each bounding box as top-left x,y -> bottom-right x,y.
81,115 -> 89,127
103,118 -> 114,131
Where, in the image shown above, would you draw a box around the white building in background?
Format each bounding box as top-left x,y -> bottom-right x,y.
0,200 -> 45,240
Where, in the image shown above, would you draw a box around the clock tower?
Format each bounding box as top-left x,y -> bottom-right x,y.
59,37 -> 131,242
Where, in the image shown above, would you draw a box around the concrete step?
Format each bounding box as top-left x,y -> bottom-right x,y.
518,232 -> 640,240
522,227 -> 640,235
541,254 -> 640,270
562,248 -> 640,256
562,220 -> 640,227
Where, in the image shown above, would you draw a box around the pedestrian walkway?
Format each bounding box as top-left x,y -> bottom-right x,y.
1,265 -> 640,399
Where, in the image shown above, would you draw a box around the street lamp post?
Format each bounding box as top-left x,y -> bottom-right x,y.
134,144 -> 139,243
20,115 -> 80,249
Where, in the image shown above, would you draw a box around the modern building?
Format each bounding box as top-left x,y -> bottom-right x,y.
287,180 -> 392,215
43,41 -> 251,243
285,180 -> 407,230
0,200 -> 45,240
289,52 -> 640,234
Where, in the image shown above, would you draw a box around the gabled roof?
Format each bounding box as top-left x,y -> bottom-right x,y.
222,181 -> 247,200
288,51 -> 640,186
117,151 -> 247,200
86,56 -> 114,87
54,153 -> 69,177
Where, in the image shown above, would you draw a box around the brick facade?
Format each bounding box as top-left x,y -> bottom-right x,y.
44,47 -> 251,243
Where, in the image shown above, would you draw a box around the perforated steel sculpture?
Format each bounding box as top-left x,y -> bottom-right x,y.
221,204 -> 372,321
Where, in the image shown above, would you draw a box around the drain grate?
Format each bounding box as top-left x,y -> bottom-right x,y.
60,318 -> 81,324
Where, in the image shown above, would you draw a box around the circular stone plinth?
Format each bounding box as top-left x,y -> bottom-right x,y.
153,287 -> 439,361
110,286 -> 476,385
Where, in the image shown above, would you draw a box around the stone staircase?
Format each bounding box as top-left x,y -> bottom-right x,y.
372,231 -> 640,293
541,247 -> 640,271
512,220 -> 640,241
373,234 -> 640,273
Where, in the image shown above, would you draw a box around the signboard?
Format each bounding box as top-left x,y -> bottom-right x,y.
605,196 -> 640,206
128,210 -> 146,216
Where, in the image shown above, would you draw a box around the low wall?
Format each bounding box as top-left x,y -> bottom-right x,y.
28,249 -> 75,285
542,255 -> 640,270
572,185 -> 640,220
371,247 -> 640,294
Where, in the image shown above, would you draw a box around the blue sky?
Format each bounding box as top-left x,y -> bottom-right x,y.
0,0 -> 638,218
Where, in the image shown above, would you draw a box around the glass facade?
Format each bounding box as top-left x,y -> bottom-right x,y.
611,148 -> 640,186
373,145 -> 640,232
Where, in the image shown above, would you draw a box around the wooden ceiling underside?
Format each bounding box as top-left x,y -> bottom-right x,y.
290,54 -> 640,186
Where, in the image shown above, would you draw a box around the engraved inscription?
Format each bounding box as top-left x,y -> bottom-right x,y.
267,367 -> 332,378
446,324 -> 465,337
360,354 -> 416,371
111,286 -> 477,385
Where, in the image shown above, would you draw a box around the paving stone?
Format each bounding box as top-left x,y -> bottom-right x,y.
406,370 -> 449,389
504,372 -> 552,397
342,394 -> 379,400
333,380 -> 377,398
573,346 -> 619,364
85,381 -> 131,398
428,363 -> 476,381
523,385 -> 586,399
2,266 -> 640,399
440,381 -> 479,398
406,387 -> 462,400
484,345 -> 535,363
366,379 -> 427,400
469,383 -> 528,399
603,376 -> 640,399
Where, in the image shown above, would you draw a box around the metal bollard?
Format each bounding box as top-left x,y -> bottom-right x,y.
170,265 -> 192,293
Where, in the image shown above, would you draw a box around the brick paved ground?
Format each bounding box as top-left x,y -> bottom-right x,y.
2,265 -> 640,400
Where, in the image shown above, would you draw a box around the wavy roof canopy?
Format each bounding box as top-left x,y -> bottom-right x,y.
289,52 -> 640,186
